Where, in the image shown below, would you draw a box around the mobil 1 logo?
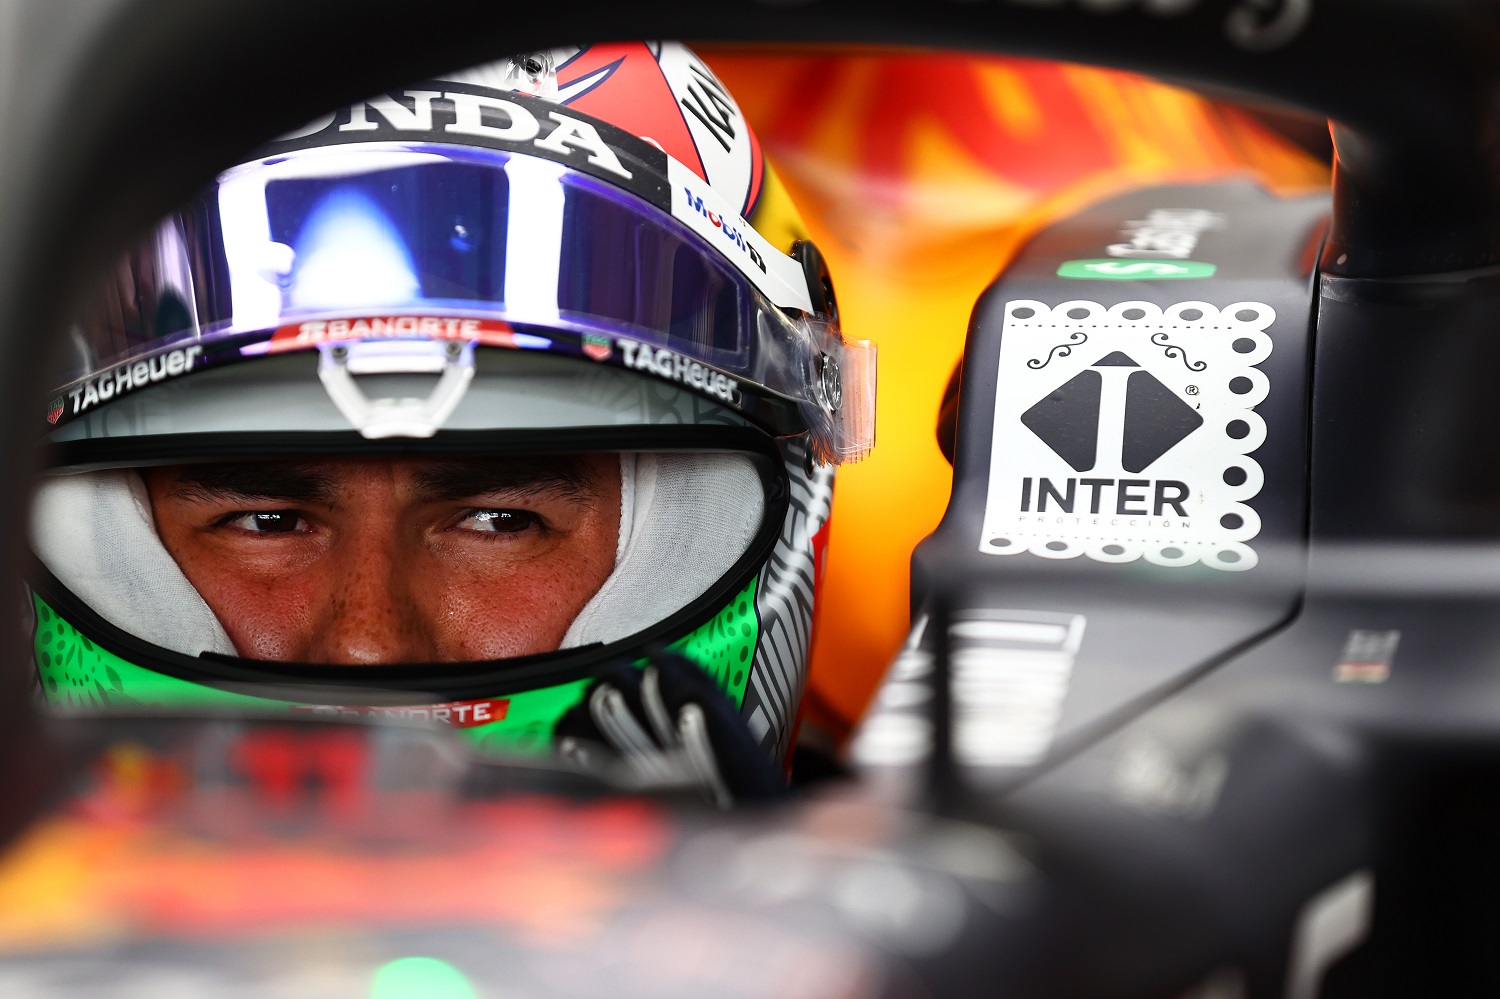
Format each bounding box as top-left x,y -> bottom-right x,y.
980,299 -> 1275,572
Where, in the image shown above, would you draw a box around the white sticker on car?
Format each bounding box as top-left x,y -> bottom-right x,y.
979,299 -> 1274,572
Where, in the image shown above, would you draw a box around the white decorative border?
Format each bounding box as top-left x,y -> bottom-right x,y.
979,299 -> 1275,572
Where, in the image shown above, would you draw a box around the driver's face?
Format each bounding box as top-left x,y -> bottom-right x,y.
143,455 -> 620,664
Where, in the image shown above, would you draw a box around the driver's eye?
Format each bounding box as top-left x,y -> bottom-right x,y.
225,511 -> 306,534
460,509 -> 536,534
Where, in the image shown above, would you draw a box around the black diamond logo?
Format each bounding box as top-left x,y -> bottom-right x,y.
1021,370 -> 1101,472
1122,369 -> 1202,472
1022,353 -> 1202,473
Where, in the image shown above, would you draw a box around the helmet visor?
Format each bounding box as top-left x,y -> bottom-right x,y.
55,144 -> 873,460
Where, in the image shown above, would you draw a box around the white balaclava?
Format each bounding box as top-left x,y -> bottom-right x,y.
31,453 -> 765,658
31,469 -> 237,655
562,452 -> 765,648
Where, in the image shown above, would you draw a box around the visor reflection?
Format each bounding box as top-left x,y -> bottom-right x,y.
290,189 -> 421,310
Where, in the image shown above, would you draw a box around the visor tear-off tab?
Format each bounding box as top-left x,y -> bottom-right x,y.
317,338 -> 476,439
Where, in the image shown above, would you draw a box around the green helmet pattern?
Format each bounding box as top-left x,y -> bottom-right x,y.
32,579 -> 760,756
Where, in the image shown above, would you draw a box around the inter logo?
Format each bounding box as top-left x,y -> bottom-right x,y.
980,299 -> 1274,571
1021,351 -> 1202,473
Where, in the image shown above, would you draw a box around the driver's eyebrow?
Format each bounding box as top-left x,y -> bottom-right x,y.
167,463 -> 340,504
412,456 -> 602,503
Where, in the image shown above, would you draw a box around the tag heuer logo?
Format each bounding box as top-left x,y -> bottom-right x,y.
45,397 -> 63,425
582,335 -> 612,362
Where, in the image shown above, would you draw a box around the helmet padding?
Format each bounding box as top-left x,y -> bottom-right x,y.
562,452 -> 765,649
31,470 -> 236,656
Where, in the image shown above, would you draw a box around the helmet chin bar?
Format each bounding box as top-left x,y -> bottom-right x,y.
317,338 -> 476,439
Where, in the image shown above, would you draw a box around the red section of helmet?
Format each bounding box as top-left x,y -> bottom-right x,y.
557,42 -> 761,199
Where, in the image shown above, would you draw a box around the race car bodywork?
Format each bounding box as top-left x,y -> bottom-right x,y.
1,1 -> 1500,997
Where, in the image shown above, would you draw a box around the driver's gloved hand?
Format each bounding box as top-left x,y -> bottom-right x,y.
553,650 -> 785,808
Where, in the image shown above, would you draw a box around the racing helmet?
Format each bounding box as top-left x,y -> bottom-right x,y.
28,42 -> 875,762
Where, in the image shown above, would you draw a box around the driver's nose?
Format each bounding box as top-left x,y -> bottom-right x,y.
306,539 -> 438,665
